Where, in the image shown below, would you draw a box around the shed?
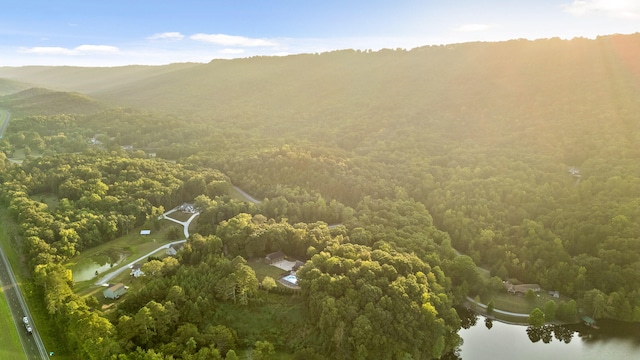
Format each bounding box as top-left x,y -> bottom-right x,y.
140,230 -> 151,235
103,283 -> 127,299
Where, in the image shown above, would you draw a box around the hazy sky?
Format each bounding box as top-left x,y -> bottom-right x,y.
2,0 -> 639,67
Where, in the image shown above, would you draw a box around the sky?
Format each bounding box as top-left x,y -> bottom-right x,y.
1,0 -> 639,67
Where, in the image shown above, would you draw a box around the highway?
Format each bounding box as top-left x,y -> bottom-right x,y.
0,110 -> 48,359
0,247 -> 49,359
0,109 -> 10,138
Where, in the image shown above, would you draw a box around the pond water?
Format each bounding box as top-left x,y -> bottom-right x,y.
71,253 -> 127,282
457,309 -> 640,359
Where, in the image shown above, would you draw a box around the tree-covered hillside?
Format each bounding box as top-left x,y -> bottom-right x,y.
0,33 -> 640,359
0,88 -> 106,116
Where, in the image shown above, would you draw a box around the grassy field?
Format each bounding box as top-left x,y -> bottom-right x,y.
247,259 -> 289,283
0,281 -> 27,360
214,292 -> 306,352
31,193 -> 60,212
7,148 -> 43,162
165,210 -> 194,222
68,221 -> 183,297
472,264 -> 576,323
483,291 -> 565,314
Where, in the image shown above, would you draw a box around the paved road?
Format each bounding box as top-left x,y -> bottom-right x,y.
232,185 -> 261,204
162,208 -> 200,239
466,296 -> 529,318
0,247 -> 49,359
0,109 -> 10,138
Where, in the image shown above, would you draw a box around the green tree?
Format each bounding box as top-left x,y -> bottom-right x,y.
528,308 -> 545,327
525,289 -> 536,302
225,350 -> 239,360
582,288 -> 608,319
556,300 -> 578,322
141,260 -> 164,276
253,340 -> 275,360
261,276 -> 277,292
543,300 -> 557,322
486,300 -> 495,315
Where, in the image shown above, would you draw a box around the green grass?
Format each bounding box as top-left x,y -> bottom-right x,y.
238,349 -> 294,360
31,193 -> 60,212
165,210 -> 193,222
472,264 -> 574,323
214,292 -> 308,350
68,221 -> 183,297
229,186 -> 257,203
482,292 -> 560,315
7,148 -> 43,161
0,285 -> 27,359
247,259 -> 289,282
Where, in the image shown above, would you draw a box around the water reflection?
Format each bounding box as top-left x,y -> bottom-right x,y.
72,253 -> 126,282
459,307 -> 477,329
456,307 -> 640,360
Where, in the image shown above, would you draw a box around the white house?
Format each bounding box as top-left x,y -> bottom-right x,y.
130,264 -> 144,278
166,243 -> 185,256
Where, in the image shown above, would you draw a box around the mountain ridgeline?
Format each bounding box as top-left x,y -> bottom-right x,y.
0,33 -> 639,359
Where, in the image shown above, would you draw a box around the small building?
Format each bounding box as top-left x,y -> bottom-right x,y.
582,316 -> 599,328
549,290 -> 560,298
130,264 -> 144,278
166,243 -> 185,256
103,283 -> 127,299
140,230 -> 151,235
265,251 -> 285,264
292,260 -> 305,271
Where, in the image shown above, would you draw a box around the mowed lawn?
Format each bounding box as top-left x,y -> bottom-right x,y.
247,258 -> 289,282
0,286 -> 27,359
68,221 -> 184,297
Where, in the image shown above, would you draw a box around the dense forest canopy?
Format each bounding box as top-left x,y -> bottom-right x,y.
0,33 -> 639,358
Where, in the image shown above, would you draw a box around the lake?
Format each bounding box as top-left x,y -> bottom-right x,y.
71,253 -> 127,282
457,309 -> 640,359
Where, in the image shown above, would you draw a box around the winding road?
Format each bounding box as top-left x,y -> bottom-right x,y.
94,239 -> 188,286
94,206 -> 199,286
466,296 -> 529,318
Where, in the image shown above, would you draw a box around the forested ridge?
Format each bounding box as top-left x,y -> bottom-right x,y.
0,33 -> 639,359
